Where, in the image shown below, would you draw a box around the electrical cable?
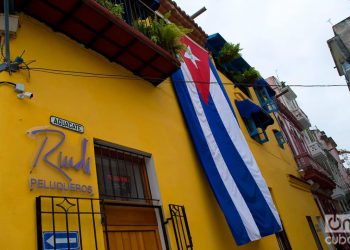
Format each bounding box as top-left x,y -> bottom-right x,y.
0,80 -> 15,86
19,66 -> 349,88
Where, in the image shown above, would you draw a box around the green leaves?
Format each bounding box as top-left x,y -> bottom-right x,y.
218,43 -> 242,63
97,0 -> 124,19
133,12 -> 192,57
231,67 -> 261,85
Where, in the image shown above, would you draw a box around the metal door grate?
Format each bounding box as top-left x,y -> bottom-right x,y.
168,204 -> 193,250
36,195 -> 173,250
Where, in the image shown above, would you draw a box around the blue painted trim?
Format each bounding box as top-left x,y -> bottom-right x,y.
274,131 -> 286,148
254,86 -> 278,113
245,117 -> 269,144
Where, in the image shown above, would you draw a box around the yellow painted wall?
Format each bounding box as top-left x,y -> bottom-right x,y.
0,14 -> 327,250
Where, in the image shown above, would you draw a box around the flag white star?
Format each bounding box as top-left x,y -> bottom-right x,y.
184,45 -> 200,68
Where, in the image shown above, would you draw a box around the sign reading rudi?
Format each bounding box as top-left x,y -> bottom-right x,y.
28,127 -> 93,195
50,116 -> 84,133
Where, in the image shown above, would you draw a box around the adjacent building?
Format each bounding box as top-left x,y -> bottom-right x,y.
327,16 -> 350,90
266,76 -> 350,216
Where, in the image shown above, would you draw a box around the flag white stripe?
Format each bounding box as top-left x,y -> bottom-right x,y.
181,62 -> 261,241
209,69 -> 282,226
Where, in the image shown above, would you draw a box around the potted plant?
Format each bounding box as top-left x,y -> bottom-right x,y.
218,42 -> 242,63
231,67 -> 261,85
133,12 -> 192,57
97,0 -> 124,19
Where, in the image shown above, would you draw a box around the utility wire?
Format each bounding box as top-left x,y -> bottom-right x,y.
21,66 -> 348,88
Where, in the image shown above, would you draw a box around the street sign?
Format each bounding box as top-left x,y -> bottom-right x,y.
50,116 -> 84,133
43,231 -> 79,250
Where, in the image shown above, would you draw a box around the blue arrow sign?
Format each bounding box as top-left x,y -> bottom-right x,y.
43,231 -> 79,250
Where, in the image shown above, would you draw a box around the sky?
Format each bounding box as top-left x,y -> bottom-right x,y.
174,0 -> 350,154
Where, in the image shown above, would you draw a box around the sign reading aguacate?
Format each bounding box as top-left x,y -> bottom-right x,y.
50,116 -> 84,133
27,126 -> 93,195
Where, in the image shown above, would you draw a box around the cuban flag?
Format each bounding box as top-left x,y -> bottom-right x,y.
171,37 -> 282,245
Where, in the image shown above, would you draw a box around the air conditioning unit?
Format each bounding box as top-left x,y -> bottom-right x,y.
0,14 -> 19,36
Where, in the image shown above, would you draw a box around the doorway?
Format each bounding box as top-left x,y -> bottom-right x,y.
94,141 -> 165,250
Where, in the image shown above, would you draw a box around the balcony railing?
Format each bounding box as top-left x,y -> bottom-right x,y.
295,153 -> 330,177
307,141 -> 327,161
281,85 -> 297,100
292,108 -> 311,130
12,0 -> 181,85
295,153 -> 336,189
276,100 -> 303,131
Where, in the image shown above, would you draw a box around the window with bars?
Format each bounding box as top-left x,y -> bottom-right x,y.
94,142 -> 152,202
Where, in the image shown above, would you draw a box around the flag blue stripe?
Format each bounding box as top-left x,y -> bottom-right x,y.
208,58 -> 238,121
172,69 -> 252,245
202,92 -> 282,236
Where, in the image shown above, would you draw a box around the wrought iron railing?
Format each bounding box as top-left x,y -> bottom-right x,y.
166,204 -> 193,250
96,0 -> 179,57
36,196 -> 103,250
102,0 -> 156,27
36,196 -> 192,250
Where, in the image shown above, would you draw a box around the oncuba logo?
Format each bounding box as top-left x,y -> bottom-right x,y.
325,214 -> 350,233
27,128 -> 92,194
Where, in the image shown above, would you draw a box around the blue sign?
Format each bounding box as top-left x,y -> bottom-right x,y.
43,231 -> 79,250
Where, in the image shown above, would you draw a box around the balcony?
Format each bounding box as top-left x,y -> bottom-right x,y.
295,153 -> 336,190
281,85 -> 297,100
307,141 -> 327,162
276,99 -> 303,131
292,107 -> 311,129
7,0 -> 181,85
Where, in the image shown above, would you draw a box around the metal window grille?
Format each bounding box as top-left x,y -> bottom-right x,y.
94,143 -> 155,203
167,204 -> 193,250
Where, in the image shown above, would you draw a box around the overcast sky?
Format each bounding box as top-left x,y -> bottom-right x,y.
174,0 -> 350,154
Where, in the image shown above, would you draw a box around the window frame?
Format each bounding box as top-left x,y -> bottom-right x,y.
273,130 -> 286,149
244,117 -> 269,144
255,86 -> 278,113
94,143 -> 153,203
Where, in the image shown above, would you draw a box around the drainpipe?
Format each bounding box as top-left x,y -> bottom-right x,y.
190,7 -> 207,20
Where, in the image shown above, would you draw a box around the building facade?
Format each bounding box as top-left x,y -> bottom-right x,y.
327,16 -> 350,90
0,0 -> 330,249
266,76 -> 350,216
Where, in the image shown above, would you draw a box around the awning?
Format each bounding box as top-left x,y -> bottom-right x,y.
235,99 -> 274,130
254,79 -> 276,97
